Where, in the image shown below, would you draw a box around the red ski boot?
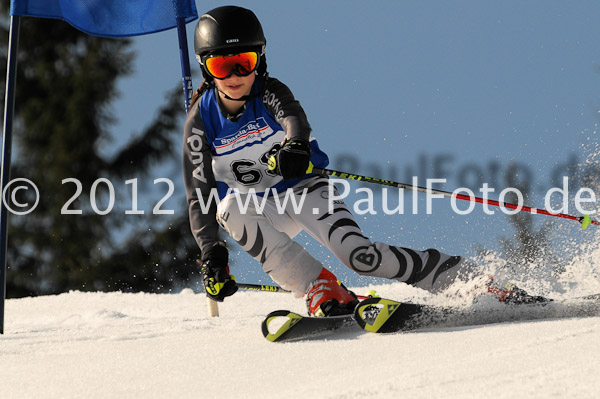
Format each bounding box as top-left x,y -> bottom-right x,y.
305,268 -> 359,317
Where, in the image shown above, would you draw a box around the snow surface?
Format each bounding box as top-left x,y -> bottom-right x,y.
2,277 -> 600,399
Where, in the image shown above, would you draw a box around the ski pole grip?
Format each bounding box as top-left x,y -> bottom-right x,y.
267,156 -> 314,175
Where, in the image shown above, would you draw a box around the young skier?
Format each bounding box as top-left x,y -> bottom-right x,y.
183,6 -> 539,317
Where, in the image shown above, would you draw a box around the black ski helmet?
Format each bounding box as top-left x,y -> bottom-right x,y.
194,6 -> 267,82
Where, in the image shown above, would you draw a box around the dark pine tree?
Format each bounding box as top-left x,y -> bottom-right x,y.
1,3 -> 201,297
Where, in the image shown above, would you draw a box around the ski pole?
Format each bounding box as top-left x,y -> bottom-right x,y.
237,282 -> 370,300
237,283 -> 290,293
306,165 -> 597,229
207,281 -> 371,317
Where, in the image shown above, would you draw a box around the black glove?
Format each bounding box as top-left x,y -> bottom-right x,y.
200,243 -> 237,302
269,138 -> 311,180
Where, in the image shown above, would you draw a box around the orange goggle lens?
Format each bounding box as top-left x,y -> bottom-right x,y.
204,52 -> 259,80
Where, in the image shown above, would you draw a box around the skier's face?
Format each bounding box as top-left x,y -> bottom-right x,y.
214,72 -> 255,101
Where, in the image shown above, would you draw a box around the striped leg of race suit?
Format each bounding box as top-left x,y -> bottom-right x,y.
216,176 -> 471,296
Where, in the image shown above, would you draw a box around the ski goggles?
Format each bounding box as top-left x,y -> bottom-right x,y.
202,51 -> 259,80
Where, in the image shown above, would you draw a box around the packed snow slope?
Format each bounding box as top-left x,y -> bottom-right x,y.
2,274 -> 600,399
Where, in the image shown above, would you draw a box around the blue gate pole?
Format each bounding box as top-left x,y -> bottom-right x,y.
176,16 -> 193,113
